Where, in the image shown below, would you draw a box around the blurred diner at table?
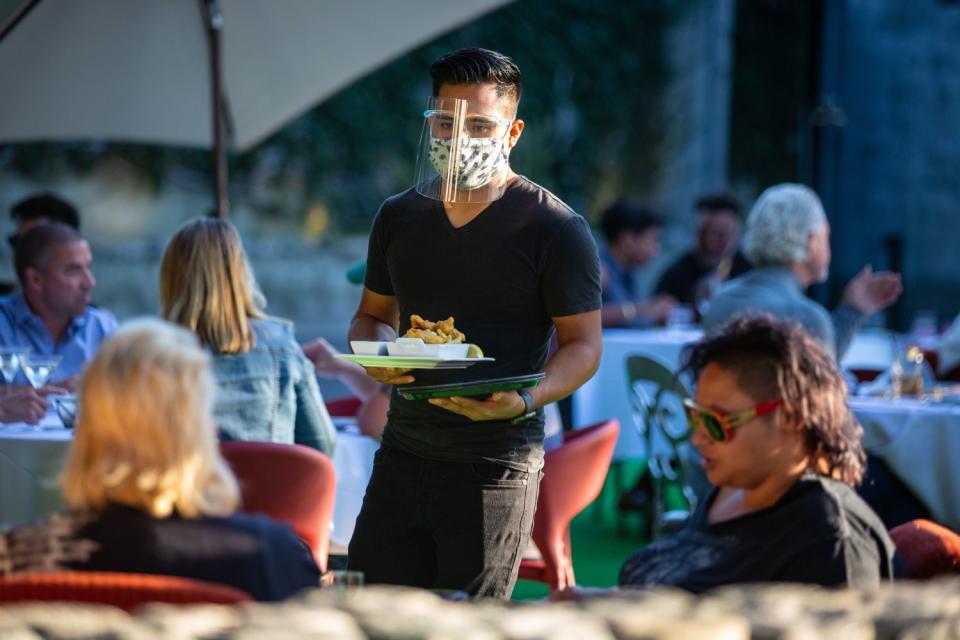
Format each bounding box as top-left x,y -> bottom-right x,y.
0,319 -> 320,601
617,316 -> 895,592
0,222 -> 117,389
703,183 -> 902,360
159,218 -> 335,455
598,199 -> 677,327
0,192 -> 82,296
654,191 -> 751,317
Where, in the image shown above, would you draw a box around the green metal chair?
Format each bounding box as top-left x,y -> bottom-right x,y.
623,354 -> 706,540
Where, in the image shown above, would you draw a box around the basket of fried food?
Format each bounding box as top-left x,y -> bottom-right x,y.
387,315 -> 483,358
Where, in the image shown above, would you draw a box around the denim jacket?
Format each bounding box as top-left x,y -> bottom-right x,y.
211,317 -> 335,455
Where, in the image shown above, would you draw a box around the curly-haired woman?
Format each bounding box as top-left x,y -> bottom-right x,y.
619,315 -> 896,592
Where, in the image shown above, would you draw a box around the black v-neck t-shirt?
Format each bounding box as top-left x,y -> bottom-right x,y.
364,176 -> 601,470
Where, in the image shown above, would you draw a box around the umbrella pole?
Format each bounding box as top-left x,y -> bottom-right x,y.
0,0 -> 42,44
202,0 -> 229,218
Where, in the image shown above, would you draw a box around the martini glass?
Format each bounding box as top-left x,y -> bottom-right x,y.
19,354 -> 61,430
20,353 -> 61,390
0,346 -> 30,396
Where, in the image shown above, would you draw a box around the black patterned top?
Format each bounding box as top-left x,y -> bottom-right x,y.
619,474 -> 896,593
0,503 -> 320,601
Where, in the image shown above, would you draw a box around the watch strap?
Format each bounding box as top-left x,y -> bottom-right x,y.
511,389 -> 537,425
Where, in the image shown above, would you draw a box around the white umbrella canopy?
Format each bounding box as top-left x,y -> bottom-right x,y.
0,0 -> 512,213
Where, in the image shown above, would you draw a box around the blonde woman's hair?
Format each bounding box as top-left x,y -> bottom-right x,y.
159,218 -> 265,354
62,318 -> 240,518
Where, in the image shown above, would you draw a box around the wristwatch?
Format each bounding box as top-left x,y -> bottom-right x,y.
517,389 -> 536,414
510,389 -> 537,425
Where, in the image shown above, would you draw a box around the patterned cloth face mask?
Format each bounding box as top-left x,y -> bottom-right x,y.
428,134 -> 511,191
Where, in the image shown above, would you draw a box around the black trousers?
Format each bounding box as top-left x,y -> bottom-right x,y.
348,444 -> 540,599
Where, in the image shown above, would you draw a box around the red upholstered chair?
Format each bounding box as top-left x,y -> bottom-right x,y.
518,419 -> 620,591
220,441 -> 336,571
890,519 -> 960,579
325,395 -> 363,417
0,572 -> 251,611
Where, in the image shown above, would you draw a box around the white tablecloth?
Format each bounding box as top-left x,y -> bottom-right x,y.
572,327 -> 702,461
0,418 -> 379,548
849,396 -> 960,531
0,414 -> 71,529
330,430 -> 378,547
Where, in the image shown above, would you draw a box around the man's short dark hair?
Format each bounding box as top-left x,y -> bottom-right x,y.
10,193 -> 80,229
430,48 -> 522,109
694,192 -> 741,217
599,200 -> 662,243
14,223 -> 85,285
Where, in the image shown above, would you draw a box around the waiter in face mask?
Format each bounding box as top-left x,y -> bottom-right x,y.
346,47 -> 603,599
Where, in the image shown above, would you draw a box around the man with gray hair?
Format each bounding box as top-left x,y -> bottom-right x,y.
702,183 -> 901,359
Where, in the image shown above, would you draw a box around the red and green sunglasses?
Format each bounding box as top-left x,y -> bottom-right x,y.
682,398 -> 783,442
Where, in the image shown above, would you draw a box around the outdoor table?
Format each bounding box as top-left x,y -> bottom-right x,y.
849,395 -> 960,531
329,425 -> 379,548
0,413 -> 69,530
0,414 -> 379,547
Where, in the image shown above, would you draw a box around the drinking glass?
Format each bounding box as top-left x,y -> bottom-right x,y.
20,354 -> 61,391
322,570 -> 364,590
0,346 -> 30,395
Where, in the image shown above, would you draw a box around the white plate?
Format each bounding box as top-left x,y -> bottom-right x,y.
350,340 -> 390,356
387,338 -> 470,359
350,339 -> 479,360
335,354 -> 494,370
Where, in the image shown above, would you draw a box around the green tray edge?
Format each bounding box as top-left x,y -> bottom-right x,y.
399,377 -> 542,400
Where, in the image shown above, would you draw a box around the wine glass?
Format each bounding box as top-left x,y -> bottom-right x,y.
0,346 -> 30,395
20,354 -> 61,391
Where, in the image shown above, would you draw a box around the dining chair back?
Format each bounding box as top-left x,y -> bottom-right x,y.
0,571 -> 251,611
624,354 -> 706,540
518,419 -> 619,591
324,395 -> 363,417
220,441 -> 336,571
889,518 -> 960,579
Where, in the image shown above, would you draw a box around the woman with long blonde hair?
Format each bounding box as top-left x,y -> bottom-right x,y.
159,218 -> 334,454
0,319 -> 319,600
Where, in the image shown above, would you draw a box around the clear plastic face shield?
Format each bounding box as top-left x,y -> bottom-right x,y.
413,96 -> 515,204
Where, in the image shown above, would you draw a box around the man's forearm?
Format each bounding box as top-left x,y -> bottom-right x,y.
529,339 -> 601,408
348,312 -> 398,343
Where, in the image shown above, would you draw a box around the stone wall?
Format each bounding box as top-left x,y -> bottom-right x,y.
3,581 -> 960,638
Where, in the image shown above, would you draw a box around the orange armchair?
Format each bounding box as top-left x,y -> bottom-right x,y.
220,441 -> 336,571
890,518 -> 960,579
518,419 -> 619,591
325,395 -> 363,417
0,571 -> 251,611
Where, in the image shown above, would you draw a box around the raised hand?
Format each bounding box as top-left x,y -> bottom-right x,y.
842,264 -> 903,315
